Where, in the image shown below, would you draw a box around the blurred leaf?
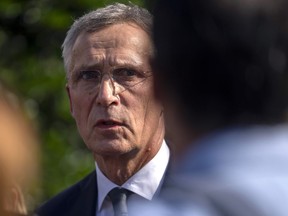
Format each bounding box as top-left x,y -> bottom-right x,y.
40,9 -> 72,29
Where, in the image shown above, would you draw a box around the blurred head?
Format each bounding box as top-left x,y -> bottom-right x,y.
64,4 -> 164,165
0,82 -> 39,215
153,0 -> 288,146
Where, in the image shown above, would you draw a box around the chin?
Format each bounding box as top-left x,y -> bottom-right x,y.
89,139 -> 135,157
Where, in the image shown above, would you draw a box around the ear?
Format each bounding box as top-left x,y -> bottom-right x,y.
66,84 -> 74,117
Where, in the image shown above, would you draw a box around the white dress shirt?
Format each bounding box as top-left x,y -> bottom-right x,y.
95,140 -> 170,216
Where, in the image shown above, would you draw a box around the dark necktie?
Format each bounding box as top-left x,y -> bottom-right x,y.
108,187 -> 131,216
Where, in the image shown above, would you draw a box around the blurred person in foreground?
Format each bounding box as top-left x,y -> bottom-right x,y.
0,82 -> 39,216
36,3 -> 169,216
131,0 -> 288,215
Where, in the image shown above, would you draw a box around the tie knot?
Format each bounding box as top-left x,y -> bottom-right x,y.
108,187 -> 131,199
108,187 -> 132,216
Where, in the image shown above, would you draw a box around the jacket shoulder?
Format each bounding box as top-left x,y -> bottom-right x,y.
36,171 -> 97,216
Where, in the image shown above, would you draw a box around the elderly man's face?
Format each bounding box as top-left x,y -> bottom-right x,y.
66,23 -> 163,158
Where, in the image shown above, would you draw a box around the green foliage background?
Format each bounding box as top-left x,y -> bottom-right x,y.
0,0 -> 146,206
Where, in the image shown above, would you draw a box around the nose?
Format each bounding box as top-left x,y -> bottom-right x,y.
96,76 -> 119,107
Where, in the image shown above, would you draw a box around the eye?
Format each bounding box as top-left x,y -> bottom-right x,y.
78,70 -> 101,81
113,68 -> 138,77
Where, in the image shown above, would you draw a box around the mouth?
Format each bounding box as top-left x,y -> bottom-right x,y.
95,119 -> 125,129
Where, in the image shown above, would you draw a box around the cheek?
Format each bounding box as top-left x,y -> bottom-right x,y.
119,91 -> 147,130
70,91 -> 93,124
126,88 -> 160,129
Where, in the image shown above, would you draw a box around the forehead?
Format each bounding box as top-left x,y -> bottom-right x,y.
70,23 -> 152,71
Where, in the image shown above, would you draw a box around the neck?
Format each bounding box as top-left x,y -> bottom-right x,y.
94,154 -> 148,185
172,127 -> 208,160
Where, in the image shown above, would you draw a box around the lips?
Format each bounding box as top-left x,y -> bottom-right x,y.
95,119 -> 125,129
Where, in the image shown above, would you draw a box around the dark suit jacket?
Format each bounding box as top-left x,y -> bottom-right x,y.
36,149 -> 172,216
36,171 -> 97,216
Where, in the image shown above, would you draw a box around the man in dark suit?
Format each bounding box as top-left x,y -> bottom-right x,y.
130,0 -> 288,215
36,3 -> 170,216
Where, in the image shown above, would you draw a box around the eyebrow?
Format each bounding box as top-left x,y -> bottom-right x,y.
75,63 -> 102,72
73,61 -> 143,75
70,51 -> 146,78
76,58 -> 144,72
71,54 -> 104,73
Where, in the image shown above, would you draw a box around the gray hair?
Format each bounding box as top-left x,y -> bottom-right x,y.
62,3 -> 153,76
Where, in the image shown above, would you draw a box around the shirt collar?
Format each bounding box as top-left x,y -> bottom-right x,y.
96,140 -> 170,211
